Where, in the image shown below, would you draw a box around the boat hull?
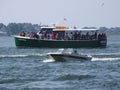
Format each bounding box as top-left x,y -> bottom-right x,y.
49,53 -> 92,62
14,36 -> 107,48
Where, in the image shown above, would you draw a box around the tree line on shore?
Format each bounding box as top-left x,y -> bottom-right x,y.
0,23 -> 40,35
0,23 -> 120,35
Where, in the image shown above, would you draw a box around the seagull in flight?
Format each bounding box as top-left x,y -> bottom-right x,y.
101,3 -> 104,6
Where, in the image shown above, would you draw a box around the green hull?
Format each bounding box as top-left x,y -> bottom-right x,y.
14,36 -> 107,48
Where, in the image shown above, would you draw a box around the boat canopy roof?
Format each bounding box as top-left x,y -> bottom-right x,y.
53,29 -> 98,31
53,26 -> 98,31
53,28 -> 99,32
41,26 -> 55,29
40,25 -> 100,32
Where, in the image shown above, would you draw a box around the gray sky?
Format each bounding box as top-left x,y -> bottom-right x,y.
0,0 -> 120,27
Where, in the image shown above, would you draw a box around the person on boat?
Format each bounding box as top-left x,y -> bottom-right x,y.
20,31 -> 26,37
71,49 -> 79,54
86,32 -> 90,40
65,33 -> 69,40
35,33 -> 39,39
60,33 -> 64,40
98,33 -> 106,39
77,31 -> 81,40
73,32 -> 78,40
39,32 -> 42,39
30,32 -> 39,39
94,31 -> 97,39
68,32 -> 73,40
51,32 -> 56,39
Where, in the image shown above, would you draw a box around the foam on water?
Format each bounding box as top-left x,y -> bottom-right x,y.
0,53 -> 48,58
92,57 -> 120,61
91,52 -> 120,56
43,59 -> 55,63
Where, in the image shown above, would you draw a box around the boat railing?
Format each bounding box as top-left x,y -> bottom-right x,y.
18,31 -> 107,41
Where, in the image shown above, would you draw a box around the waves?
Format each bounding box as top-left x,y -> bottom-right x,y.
43,59 -> 55,63
92,57 -> 120,61
91,52 -> 120,56
0,53 -> 48,58
0,74 -> 95,84
54,74 -> 95,81
0,52 -> 120,62
91,52 -> 120,61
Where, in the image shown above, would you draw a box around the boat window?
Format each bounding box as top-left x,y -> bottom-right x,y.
40,28 -> 53,34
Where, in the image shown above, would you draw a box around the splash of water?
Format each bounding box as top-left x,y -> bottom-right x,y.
43,59 -> 55,63
92,57 -> 120,61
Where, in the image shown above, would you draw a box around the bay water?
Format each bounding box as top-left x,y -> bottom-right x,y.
0,34 -> 120,90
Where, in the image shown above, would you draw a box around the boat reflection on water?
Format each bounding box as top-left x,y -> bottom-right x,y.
48,49 -> 92,62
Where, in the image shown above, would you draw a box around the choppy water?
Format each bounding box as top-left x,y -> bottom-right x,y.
0,35 -> 120,90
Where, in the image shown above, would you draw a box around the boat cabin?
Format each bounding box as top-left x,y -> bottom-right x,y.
37,26 -> 106,40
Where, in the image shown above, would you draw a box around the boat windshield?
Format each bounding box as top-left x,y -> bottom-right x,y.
58,49 -> 78,54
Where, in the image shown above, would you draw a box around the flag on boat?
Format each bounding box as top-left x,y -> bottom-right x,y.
64,18 -> 67,21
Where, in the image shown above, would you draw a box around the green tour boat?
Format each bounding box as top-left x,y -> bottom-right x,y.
14,26 -> 107,48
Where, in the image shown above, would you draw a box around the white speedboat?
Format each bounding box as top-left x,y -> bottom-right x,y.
48,49 -> 92,62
